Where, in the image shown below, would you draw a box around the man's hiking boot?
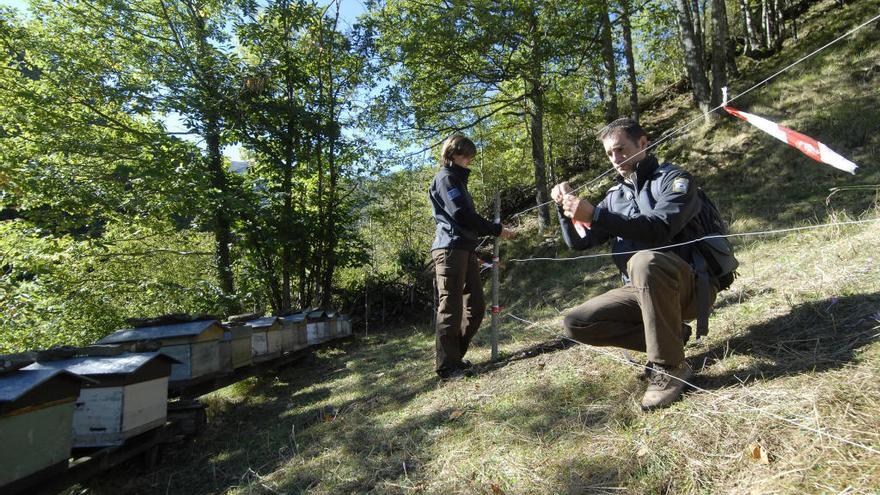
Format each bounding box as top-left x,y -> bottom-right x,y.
638,324 -> 693,382
640,361 -> 693,411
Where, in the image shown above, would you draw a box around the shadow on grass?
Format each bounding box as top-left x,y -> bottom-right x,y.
466,337 -> 576,377
81,330 -> 443,495
690,293 -> 880,389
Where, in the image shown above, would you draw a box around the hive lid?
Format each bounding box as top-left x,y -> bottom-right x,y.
248,316 -> 280,329
307,309 -> 328,319
97,319 -> 220,344
0,368 -> 94,404
279,312 -> 308,323
25,352 -> 179,377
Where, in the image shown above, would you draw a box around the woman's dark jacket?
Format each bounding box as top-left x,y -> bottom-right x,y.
429,163 -> 501,251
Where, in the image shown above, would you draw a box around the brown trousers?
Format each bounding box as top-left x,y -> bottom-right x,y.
563,251 -> 717,366
432,249 -> 485,373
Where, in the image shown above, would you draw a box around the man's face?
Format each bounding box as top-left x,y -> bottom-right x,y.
602,130 -> 648,177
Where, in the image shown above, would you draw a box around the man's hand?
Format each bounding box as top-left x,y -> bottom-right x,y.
499,226 -> 516,240
551,182 -> 573,205
562,194 -> 594,223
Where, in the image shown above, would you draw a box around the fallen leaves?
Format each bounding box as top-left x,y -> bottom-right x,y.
748,442 -> 770,464
449,409 -> 463,420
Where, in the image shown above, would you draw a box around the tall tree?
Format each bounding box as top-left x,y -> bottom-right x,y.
306,3 -> 369,307
739,0 -> 761,54
235,0 -> 318,312
620,0 -> 640,121
600,0 -> 619,123
37,0 -> 243,310
710,0 -> 730,106
673,0 -> 712,113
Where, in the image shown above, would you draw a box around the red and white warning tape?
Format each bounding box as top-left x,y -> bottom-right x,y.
724,106 -> 859,175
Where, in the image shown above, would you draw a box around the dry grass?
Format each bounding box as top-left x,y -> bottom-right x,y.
76,217 -> 880,495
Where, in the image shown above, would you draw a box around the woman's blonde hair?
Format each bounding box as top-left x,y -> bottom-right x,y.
439,134 -> 477,168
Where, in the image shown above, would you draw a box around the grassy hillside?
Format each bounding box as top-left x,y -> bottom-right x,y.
80,1 -> 880,493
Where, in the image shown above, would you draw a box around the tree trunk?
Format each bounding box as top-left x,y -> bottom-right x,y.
281,151 -> 294,313
739,0 -> 761,53
600,0 -> 618,123
674,0 -> 712,113
761,0 -> 771,48
691,0 -> 706,64
710,0 -> 730,106
526,10 -> 550,231
621,0 -> 639,121
298,182 -> 308,308
205,121 -> 237,309
773,0 -> 784,49
528,86 -> 550,231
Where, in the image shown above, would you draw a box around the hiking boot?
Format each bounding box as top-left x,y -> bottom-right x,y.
437,366 -> 474,381
640,361 -> 693,411
637,325 -> 692,382
437,368 -> 465,381
639,361 -> 655,382
461,359 -> 474,369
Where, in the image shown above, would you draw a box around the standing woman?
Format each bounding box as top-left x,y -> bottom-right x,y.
429,134 -> 514,380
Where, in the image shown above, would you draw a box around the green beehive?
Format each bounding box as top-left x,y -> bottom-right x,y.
0,369 -> 91,493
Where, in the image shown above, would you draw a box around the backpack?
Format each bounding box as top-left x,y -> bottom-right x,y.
693,188 -> 738,291
691,188 -> 738,340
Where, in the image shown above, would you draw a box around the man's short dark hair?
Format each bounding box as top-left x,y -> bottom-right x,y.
598,118 -> 648,142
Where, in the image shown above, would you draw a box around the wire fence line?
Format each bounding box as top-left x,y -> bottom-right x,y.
502,312 -> 880,456
507,218 -> 880,263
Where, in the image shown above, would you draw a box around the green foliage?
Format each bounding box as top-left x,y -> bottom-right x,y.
0,220 -> 222,353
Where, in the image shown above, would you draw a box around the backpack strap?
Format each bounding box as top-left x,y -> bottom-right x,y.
692,249 -> 711,342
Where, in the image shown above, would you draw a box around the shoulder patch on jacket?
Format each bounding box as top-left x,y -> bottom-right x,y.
671,177 -> 689,193
447,187 -> 462,200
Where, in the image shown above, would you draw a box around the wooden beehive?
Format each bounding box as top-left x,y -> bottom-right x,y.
0,369 -> 91,492
307,309 -> 330,343
248,317 -> 281,362
339,314 -> 352,336
280,313 -> 309,351
219,324 -> 253,371
326,310 -> 339,339
97,320 -> 224,383
25,352 -> 177,448
277,316 -> 296,353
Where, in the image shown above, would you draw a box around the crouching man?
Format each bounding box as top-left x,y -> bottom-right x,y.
552,118 -> 719,410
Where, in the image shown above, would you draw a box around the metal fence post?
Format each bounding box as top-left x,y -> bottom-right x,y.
491,192 -> 500,361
